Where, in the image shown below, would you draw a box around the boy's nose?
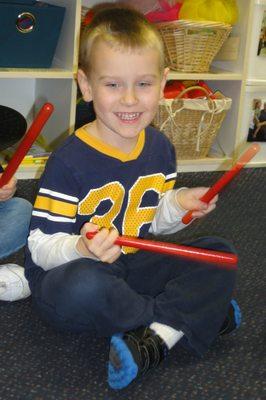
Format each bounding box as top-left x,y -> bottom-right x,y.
121,88 -> 138,105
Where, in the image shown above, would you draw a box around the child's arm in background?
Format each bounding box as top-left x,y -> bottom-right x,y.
0,174 -> 17,201
150,187 -> 218,235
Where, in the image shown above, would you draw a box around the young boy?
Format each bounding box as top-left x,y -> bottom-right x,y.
25,6 -> 241,390
0,167 -> 32,301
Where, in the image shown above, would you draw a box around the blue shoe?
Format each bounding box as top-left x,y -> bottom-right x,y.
219,299 -> 241,335
108,327 -> 168,390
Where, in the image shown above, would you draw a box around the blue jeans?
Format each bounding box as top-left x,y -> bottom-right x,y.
29,236 -> 237,356
0,197 -> 32,259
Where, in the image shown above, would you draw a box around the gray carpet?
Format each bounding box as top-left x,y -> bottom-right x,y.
0,168 -> 265,400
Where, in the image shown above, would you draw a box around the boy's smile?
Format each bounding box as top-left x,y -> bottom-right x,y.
78,40 -> 168,153
115,112 -> 142,123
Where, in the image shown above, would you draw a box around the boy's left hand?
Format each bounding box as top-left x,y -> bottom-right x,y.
0,175 -> 17,201
176,187 -> 218,220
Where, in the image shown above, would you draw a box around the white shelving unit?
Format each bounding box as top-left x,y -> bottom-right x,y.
0,0 -> 81,179
173,0 -> 266,172
237,0 -> 266,168
1,0 -> 265,178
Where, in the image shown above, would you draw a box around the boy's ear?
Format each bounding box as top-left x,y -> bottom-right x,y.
77,69 -> 92,102
160,67 -> 169,99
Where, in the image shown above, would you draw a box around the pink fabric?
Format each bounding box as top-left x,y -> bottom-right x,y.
145,1 -> 182,23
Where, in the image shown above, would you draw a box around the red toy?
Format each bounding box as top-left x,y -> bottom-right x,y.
164,80 -> 216,99
164,81 -> 188,99
182,144 -> 261,224
0,103 -> 54,188
188,81 -> 216,99
86,231 -> 238,269
83,9 -> 94,26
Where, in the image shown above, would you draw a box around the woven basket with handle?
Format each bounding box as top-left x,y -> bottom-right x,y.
152,86 -> 232,159
156,19 -> 232,72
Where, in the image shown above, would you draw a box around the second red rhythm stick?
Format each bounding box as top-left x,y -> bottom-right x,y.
86,231 -> 238,269
0,102 -> 54,188
182,144 -> 261,225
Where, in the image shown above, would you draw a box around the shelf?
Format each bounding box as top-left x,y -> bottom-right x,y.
177,157 -> 233,173
15,164 -> 45,180
246,79 -> 266,87
16,156 -> 263,177
177,157 -> 266,173
167,68 -> 243,81
0,68 -> 74,79
15,157 -> 233,176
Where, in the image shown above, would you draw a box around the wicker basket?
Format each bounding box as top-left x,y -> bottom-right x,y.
156,19 -> 232,72
152,86 -> 232,159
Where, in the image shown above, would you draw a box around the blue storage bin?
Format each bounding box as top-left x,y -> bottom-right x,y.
0,1 -> 65,68
0,1 -> 36,3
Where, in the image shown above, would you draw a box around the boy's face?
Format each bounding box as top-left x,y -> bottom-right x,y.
78,40 -> 168,149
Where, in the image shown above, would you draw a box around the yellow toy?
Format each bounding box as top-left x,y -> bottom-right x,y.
179,0 -> 238,25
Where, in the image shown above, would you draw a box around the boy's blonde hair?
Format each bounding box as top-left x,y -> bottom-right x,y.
79,5 -> 165,75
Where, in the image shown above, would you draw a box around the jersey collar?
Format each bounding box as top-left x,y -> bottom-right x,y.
75,126 -> 145,162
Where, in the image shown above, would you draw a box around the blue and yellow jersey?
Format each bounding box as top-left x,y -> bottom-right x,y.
29,125 -> 177,256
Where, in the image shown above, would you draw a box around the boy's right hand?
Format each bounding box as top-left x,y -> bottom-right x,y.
77,222 -> 122,263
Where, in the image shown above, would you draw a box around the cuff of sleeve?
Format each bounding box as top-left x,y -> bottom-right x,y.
62,235 -> 84,261
169,187 -> 188,216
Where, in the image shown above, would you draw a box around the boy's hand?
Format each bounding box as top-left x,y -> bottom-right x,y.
0,175 -> 17,201
176,187 -> 218,220
77,222 -> 121,263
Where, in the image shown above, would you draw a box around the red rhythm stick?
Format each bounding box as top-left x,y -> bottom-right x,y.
86,231 -> 238,269
182,144 -> 261,225
0,103 -> 54,188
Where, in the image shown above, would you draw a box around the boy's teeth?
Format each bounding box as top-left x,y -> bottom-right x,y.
117,112 -> 140,120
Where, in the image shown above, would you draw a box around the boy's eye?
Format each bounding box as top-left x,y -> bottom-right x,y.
138,81 -> 152,87
105,82 -> 120,88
